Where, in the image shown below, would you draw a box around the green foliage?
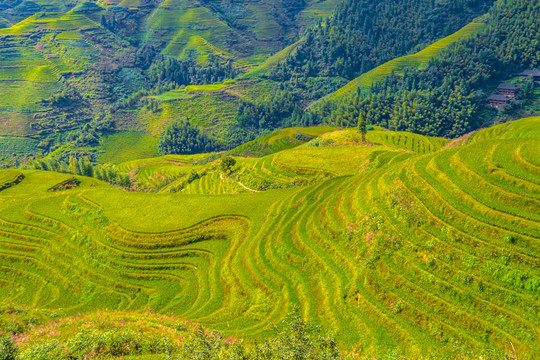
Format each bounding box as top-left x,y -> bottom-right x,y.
357,114 -> 366,142
326,21 -> 486,100
149,55 -> 238,88
220,157 -> 236,173
251,308 -> 339,360
89,113 -> 114,132
504,233 -> 519,245
187,171 -> 201,183
0,336 -> 17,360
18,330 -> 175,360
68,124 -> 100,147
25,156 -> 131,188
237,91 -> 304,130
43,86 -> 83,108
270,0 -> 493,81
159,120 -> 217,155
317,0 -> 540,137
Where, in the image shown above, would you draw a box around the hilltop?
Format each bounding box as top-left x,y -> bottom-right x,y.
0,116 -> 538,359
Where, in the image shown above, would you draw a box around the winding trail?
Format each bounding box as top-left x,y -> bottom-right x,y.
220,172 -> 260,193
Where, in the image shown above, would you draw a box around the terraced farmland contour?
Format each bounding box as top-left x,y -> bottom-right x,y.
0,117 -> 538,358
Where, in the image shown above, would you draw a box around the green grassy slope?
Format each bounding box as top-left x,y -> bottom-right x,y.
111,126 -> 334,193
0,0 -> 343,143
97,132 -> 159,164
0,136 -> 39,156
142,0 -> 344,64
226,126 -> 337,157
319,21 -> 486,105
241,38 -> 304,79
145,0 -> 234,63
0,12 -> 101,136
0,117 -> 538,358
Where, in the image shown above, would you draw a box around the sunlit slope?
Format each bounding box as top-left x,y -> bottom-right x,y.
319,20 -> 486,104
226,126 -> 337,157
116,127 -> 447,194
0,12 -> 100,135
144,0 -> 344,64
114,126 -> 336,193
0,117 -> 538,358
241,38 -> 304,78
470,116 -> 540,142
145,0 -> 234,62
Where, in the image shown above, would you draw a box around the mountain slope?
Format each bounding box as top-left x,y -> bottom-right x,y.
319,19 -> 487,103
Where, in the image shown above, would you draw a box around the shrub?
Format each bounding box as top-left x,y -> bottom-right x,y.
159,120 -> 216,155
220,156 -> 236,173
0,336 -> 18,360
188,171 -> 200,183
504,233 -> 519,244
306,138 -> 333,147
251,308 -> 339,360
18,330 -> 177,359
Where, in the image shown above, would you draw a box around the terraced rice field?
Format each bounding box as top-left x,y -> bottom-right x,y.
0,117 -> 538,358
146,0 -> 233,62
366,130 -> 448,154
0,12 -> 100,136
97,132 -> 159,164
0,136 -> 39,156
143,94 -> 240,137
227,126 -> 336,157
242,39 -> 303,79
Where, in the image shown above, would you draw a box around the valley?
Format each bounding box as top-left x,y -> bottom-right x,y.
0,0 -> 539,358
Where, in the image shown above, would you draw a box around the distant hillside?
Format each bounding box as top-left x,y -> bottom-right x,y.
266,0 -> 494,81
319,20 -> 487,103
313,0 -> 540,138
0,0 -> 346,166
0,0 -> 537,171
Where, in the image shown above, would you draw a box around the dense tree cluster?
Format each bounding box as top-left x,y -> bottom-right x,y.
149,55 -> 238,87
269,0 -> 494,81
26,156 -> 131,188
316,0 -> 540,138
42,86 -> 83,108
237,91 -> 302,130
159,120 -> 216,155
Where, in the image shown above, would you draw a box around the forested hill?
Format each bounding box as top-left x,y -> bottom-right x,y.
0,0 -> 538,168
313,0 -> 540,138
267,0 -> 495,81
232,0 -> 497,135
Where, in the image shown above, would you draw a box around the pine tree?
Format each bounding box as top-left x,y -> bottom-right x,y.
358,113 -> 367,143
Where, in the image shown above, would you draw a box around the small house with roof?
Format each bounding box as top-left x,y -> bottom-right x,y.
487,94 -> 512,108
497,83 -> 521,97
519,70 -> 540,81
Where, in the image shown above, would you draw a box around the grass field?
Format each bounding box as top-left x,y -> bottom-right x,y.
1,117 -> 538,358
97,132 -> 159,164
141,92 -> 240,140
